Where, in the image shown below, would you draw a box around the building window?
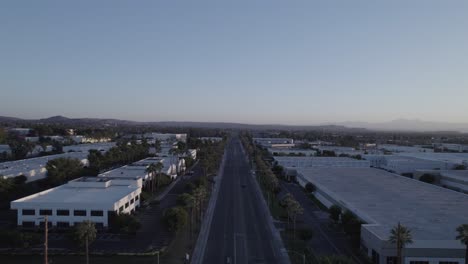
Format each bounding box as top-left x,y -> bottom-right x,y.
387,257 -> 397,264
410,262 -> 429,264
135,195 -> 139,201
22,209 -> 35,216
74,210 -> 87,216
130,198 -> 134,204
125,202 -> 129,208
91,210 -> 103,217
119,206 -> 124,213
39,209 -> 52,216
21,221 -> 35,228
57,222 -> 70,228
371,250 -> 380,264
57,210 -> 70,216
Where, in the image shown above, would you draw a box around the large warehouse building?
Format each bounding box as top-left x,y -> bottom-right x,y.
11,176 -> 142,228
274,156 -> 370,169
295,167 -> 468,264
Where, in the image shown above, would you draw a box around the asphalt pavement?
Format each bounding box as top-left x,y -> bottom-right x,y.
202,138 -> 283,264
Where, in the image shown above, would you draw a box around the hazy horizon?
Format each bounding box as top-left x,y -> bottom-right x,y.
2,1 -> 468,125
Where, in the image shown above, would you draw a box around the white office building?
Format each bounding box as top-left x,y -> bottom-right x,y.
414,170 -> 468,194
63,142 -> 116,153
143,133 -> 187,143
268,148 -> 317,157
295,167 -> 468,264
253,138 -> 295,148
0,152 -> 89,182
273,156 -> 370,169
11,176 -> 142,228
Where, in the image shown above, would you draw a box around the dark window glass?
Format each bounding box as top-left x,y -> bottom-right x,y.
125,202 -> 129,208
91,210 -> 103,216
119,206 -> 124,212
57,210 -> 70,216
39,209 -> 52,216
74,210 -> 87,216
135,195 -> 139,201
22,209 -> 35,215
21,221 -> 35,228
57,222 -> 70,228
130,198 -> 134,204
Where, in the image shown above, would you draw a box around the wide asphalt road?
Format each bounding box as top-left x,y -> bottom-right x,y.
202,138 -> 280,264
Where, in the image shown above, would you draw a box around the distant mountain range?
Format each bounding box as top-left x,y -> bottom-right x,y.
0,116 -> 467,133
327,119 -> 468,133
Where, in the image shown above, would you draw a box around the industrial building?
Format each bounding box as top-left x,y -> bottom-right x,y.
143,132 -> 187,143
10,176 -> 142,228
378,144 -> 433,153
414,170 -> 468,194
295,167 -> 468,264
363,155 -> 452,174
268,148 -> 317,157
273,156 -> 370,169
253,138 -> 295,148
63,142 -> 116,153
0,152 -> 89,182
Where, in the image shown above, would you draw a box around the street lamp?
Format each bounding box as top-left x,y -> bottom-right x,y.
287,250 -> 305,264
37,216 -> 49,264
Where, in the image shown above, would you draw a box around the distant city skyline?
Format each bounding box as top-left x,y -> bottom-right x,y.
1,1 -> 468,125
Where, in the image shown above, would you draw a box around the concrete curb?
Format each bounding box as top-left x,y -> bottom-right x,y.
190,148 -> 228,264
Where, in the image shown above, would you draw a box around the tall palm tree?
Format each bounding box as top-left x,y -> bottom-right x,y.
74,221 -> 97,264
456,224 -> 468,264
285,195 -> 303,244
154,162 -> 164,189
389,222 -> 413,264
145,163 -> 157,193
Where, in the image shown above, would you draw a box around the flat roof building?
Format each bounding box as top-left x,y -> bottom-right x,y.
63,142 -> 116,153
273,156 -> 370,169
295,167 -> 468,263
397,152 -> 468,167
268,148 -> 317,157
10,176 -> 142,229
0,152 -> 89,182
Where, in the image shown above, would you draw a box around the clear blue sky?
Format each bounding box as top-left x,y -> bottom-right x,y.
1,1 -> 467,125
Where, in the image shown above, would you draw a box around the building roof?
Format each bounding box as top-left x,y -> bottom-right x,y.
296,167 -> 468,243
397,152 -> 468,165
99,165 -> 149,180
274,156 -> 370,168
63,142 -> 116,153
0,152 -> 88,180
11,177 -> 139,207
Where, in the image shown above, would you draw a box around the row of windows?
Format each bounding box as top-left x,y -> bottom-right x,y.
22,209 -> 104,217
21,221 -> 105,228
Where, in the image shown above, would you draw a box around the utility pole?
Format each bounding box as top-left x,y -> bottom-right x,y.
44,215 -> 48,264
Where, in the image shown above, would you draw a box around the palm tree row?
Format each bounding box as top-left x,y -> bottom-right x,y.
145,161 -> 163,193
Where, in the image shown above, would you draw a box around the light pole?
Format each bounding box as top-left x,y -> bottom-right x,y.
287,250 -> 305,264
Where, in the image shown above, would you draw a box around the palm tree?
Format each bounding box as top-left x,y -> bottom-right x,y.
285,194 -> 303,244
145,163 -> 157,193
456,224 -> 468,264
389,222 -> 413,264
178,193 -> 196,243
74,221 -> 97,264
154,162 -> 164,189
